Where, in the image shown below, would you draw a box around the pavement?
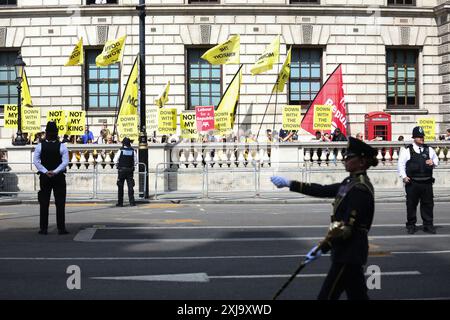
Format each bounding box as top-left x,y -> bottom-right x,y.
0,201 -> 450,300
1,187 -> 450,205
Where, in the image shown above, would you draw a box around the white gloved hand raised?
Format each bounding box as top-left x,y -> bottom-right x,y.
270,176 -> 291,188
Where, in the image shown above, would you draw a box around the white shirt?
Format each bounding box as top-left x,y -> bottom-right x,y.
113,148 -> 138,167
397,142 -> 438,179
33,141 -> 69,174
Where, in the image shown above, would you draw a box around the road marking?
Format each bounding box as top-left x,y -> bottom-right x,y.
73,228 -> 96,241
1,250 -> 449,261
0,213 -> 16,216
141,204 -> 184,209
92,273 -> 209,282
75,234 -> 450,243
90,271 -> 421,283
93,223 -> 450,230
392,250 -> 450,255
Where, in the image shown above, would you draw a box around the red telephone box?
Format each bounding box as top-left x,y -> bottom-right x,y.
364,112 -> 392,141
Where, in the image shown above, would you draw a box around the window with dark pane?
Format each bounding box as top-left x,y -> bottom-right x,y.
86,0 -> 117,4
187,48 -> 222,110
0,51 -> 19,113
290,0 -> 320,4
0,0 -> 17,5
386,49 -> 418,109
85,49 -> 120,110
289,48 -> 322,109
387,0 -> 416,6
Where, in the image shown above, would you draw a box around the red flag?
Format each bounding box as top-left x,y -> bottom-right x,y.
301,64 -> 347,136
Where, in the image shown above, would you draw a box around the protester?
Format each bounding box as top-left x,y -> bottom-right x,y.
81,125 -> 94,144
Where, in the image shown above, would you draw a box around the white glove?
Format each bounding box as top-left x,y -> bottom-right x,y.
270,176 -> 291,188
305,245 -> 322,264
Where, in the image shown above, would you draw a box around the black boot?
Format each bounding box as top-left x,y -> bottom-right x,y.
423,225 -> 437,234
406,225 -> 417,234
38,229 -> 47,235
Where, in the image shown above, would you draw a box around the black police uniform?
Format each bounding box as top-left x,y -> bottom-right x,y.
405,145 -> 434,227
289,137 -> 376,300
116,146 -> 136,206
37,140 -> 68,233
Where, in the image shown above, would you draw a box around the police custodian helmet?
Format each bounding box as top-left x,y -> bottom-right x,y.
412,126 -> 425,138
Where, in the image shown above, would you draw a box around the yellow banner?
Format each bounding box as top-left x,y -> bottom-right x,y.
214,110 -> 234,135
201,34 -> 240,65
21,106 -> 41,133
313,105 -> 333,131
64,37 -> 84,66
250,35 -> 280,75
3,104 -> 18,128
417,118 -> 436,141
282,105 -> 302,131
215,67 -> 242,132
155,81 -> 170,107
180,112 -> 198,139
273,46 -> 291,93
117,114 -> 139,141
158,108 -> 177,135
21,69 -> 33,108
96,35 -> 126,67
46,110 -> 67,135
146,106 -> 158,132
118,55 -> 138,116
66,111 -> 86,135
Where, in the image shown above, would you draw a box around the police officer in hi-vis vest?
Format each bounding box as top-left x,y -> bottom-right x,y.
113,137 -> 137,207
33,121 -> 70,235
271,137 -> 378,300
398,126 -> 439,234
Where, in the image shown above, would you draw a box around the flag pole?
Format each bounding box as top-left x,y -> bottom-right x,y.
256,88 -> 275,140
271,61 -> 281,135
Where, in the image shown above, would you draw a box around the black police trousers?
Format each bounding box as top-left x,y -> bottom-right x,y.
117,169 -> 135,204
405,181 -> 434,227
38,173 -> 66,231
318,262 -> 368,300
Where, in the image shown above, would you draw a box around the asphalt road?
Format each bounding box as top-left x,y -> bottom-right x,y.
0,202 -> 449,300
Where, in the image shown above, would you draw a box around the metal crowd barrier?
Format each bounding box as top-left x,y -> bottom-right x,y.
0,162 -> 147,200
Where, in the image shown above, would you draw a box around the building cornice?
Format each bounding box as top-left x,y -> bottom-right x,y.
0,5 -> 437,19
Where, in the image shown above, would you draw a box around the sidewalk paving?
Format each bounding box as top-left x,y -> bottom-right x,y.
1,188 -> 449,205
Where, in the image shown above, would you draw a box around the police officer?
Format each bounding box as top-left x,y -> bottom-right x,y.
271,137 -> 378,300
398,126 -> 439,234
113,137 -> 137,207
33,121 -> 69,235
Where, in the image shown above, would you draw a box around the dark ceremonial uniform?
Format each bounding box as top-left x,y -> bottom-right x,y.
115,145 -> 136,206
290,173 -> 374,300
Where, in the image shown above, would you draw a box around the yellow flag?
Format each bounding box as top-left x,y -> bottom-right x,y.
272,46 -> 291,93
215,66 -> 243,132
250,35 -> 280,75
155,81 -> 170,107
21,68 -> 33,108
118,56 -> 138,116
64,37 -> 84,66
201,35 -> 240,65
96,35 -> 126,67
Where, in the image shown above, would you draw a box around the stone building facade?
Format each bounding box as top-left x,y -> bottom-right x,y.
0,0 -> 450,146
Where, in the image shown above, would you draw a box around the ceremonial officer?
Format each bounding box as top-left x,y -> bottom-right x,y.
113,137 -> 137,207
33,121 -> 70,235
271,137 -> 378,300
398,126 -> 439,234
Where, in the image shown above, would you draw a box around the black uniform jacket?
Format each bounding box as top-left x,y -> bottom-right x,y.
289,172 -> 375,265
